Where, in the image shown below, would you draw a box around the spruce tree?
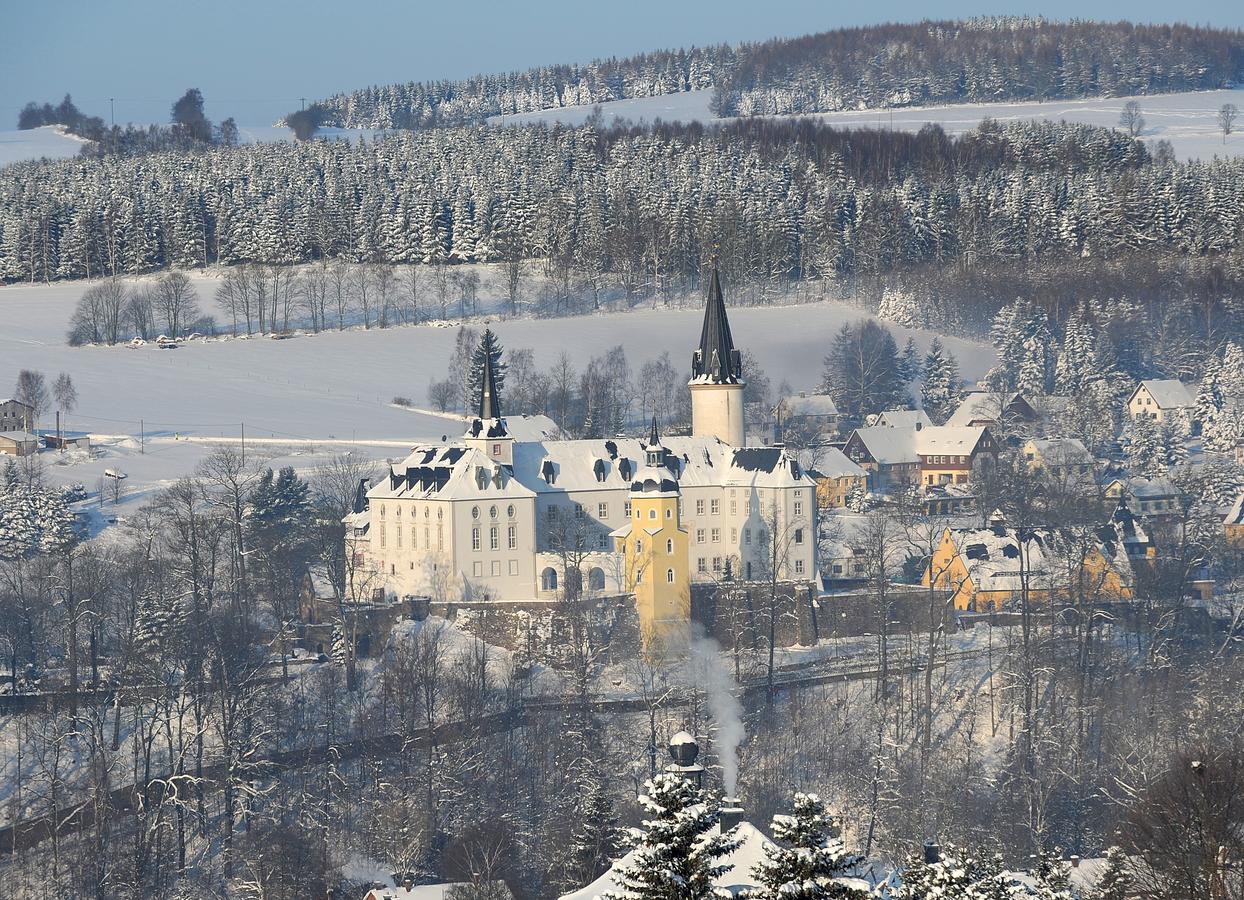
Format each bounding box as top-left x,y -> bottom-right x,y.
605,773 -> 740,900
893,845 -> 1010,899
751,792 -> 866,899
1092,846 -> 1130,900
467,328 -> 507,413
920,338 -> 961,424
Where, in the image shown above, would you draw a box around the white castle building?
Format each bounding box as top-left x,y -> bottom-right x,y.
347,270 -> 817,617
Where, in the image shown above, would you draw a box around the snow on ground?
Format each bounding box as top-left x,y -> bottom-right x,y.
491,87 -> 1244,161
0,272 -> 994,498
0,125 -> 90,166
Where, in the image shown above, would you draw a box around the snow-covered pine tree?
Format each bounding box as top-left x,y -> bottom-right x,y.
1031,848 -> 1073,899
892,845 -> 1010,899
846,483 -> 871,513
1193,352 -> 1224,435
920,338 -> 961,424
1091,846 -> 1130,900
466,328 -> 507,414
605,773 -> 740,900
899,337 -> 921,386
1055,304 -> 1095,395
751,792 -> 867,899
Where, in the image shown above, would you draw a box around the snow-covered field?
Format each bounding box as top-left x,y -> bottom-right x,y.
0,125 -> 90,166
0,124 -> 389,169
0,270 -> 993,502
491,87 -> 1244,161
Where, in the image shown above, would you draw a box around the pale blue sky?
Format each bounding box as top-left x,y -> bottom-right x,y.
4,0 -> 1243,127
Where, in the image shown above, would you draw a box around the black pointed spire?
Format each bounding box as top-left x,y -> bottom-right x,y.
649,412 -> 661,447
477,335 -> 502,420
691,265 -> 743,384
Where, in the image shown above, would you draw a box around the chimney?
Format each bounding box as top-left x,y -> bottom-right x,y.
923,840 -> 940,864
1069,856 -> 1080,869
719,797 -> 744,833
666,731 -> 704,788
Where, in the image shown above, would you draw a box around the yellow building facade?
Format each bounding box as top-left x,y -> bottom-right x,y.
925,521 -> 1135,611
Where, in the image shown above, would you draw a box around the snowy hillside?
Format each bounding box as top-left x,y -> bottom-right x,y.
491,87 -> 1244,161
0,125 -> 89,166
0,273 -> 993,444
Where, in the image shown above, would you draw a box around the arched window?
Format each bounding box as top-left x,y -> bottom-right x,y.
649,509 -> 657,520
666,568 -> 675,583
666,539 -> 673,554
379,504 -> 386,518
589,567 -> 606,591
666,508 -> 672,519
541,567 -> 558,592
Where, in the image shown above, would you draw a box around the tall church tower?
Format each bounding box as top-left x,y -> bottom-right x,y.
618,416 -> 690,652
463,330 -> 513,466
689,267 -> 746,446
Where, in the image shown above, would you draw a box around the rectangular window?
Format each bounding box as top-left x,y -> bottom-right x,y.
712,556 -> 722,573
380,528 -> 386,548
472,528 -> 481,551
508,560 -> 519,575
490,527 -> 499,551
744,529 -> 752,545
711,528 -> 720,543
795,559 -> 805,575
472,561 -> 483,577
832,564 -> 842,574
437,525 -> 443,550
491,560 -> 501,576
794,500 -> 803,517
598,502 -> 608,519
508,525 -> 517,550
624,501 -> 632,517
696,499 -> 705,516
575,504 -> 585,518
730,528 -> 737,544
396,525 -> 402,547
710,499 -> 720,515
794,528 -> 804,545
730,499 -> 737,517
548,506 -> 559,520
697,557 -> 707,573
697,528 -> 706,544
745,499 -> 751,514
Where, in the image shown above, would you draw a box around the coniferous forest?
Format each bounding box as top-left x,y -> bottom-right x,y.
300,18 -> 1244,130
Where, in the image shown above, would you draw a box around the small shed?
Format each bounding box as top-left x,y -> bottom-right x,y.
0,431 -> 38,457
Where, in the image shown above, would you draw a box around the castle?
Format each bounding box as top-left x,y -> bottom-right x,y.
347,270 -> 817,644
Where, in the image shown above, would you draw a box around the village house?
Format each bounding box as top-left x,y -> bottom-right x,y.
1023,437 -> 1096,484
0,430 -> 39,457
773,391 -> 840,443
1225,494 -> 1244,549
1103,476 -> 1183,519
946,390 -> 1039,430
0,398 -> 34,433
925,510 -> 1138,611
842,421 -> 997,493
1127,379 -> 1194,424
797,446 -> 866,509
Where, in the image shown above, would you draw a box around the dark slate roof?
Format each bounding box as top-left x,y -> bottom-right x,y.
730,448 -> 784,473
352,478 -> 371,514
691,268 -> 743,384
478,337 -> 502,420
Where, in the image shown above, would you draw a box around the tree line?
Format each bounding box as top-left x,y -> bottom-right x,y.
298,18 -> 1244,132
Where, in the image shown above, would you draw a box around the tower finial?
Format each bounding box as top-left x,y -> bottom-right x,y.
649,408 -> 660,447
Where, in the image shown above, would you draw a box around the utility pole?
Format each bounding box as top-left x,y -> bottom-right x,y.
110,98 -> 114,128
140,419 -> 144,454
300,97 -> 306,111
56,410 -> 61,451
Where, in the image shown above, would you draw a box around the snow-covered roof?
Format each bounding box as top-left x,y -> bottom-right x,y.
1226,493 -> 1244,526
496,414 -> 563,442
0,398 -> 32,408
797,446 -> 865,480
0,430 -> 37,442
947,521 -> 1134,593
850,424 -> 988,465
1025,437 -> 1093,465
849,426 -> 917,465
366,882 -> 505,900
873,409 -> 931,429
1126,476 -> 1179,499
1132,379 -> 1194,409
914,426 -> 987,456
558,821 -> 776,900
781,393 -> 839,417
369,445 -> 537,503
945,391 -> 1020,427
